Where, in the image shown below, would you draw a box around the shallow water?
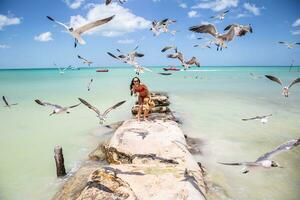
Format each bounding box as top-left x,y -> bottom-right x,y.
0,66 -> 299,200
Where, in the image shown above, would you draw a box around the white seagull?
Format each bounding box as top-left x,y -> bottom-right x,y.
78,98 -> 126,125
77,55 -> 92,67
189,23 -> 252,51
242,114 -> 272,124
219,138 -> 300,173
35,99 -> 81,116
2,96 -> 18,108
164,47 -> 200,70
265,75 -> 300,97
278,41 -> 300,49
107,46 -> 151,75
150,18 -> 177,36
210,10 -> 230,21
47,15 -> 115,48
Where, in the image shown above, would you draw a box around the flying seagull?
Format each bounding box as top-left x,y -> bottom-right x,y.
78,98 -> 126,124
47,15 -> 115,48
35,99 -> 80,115
249,72 -> 262,79
105,0 -> 126,5
242,114 -> 272,124
87,78 -> 93,91
2,96 -> 18,108
77,55 -> 92,66
278,41 -> 300,49
219,138 -> 300,173
107,46 -> 151,75
158,72 -> 172,76
265,75 -> 300,97
150,19 -> 177,36
165,47 -> 200,70
189,23 -> 252,51
210,10 -> 230,21
58,65 -> 72,75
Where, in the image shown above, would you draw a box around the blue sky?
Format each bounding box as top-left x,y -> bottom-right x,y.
0,0 -> 300,68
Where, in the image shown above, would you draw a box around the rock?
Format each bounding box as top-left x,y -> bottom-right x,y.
52,161 -> 99,200
131,105 -> 170,115
184,135 -> 203,155
104,121 -> 124,130
77,119 -> 207,200
88,144 -> 106,161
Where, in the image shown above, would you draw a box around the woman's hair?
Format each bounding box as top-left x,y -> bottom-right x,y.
130,77 -> 141,96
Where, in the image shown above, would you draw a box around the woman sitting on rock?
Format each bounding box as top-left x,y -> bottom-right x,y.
130,77 -> 151,121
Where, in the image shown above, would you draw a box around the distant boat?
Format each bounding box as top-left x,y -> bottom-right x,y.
163,67 -> 180,71
96,69 -> 109,72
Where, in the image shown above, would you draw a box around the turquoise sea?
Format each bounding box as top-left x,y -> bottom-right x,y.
0,66 -> 300,200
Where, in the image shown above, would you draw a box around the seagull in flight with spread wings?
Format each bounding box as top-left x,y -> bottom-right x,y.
265,75 -> 300,97
47,15 -> 115,48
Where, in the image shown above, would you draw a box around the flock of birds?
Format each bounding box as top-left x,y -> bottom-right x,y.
2,1 -> 300,177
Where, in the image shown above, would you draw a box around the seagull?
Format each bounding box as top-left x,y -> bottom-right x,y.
265,75 -> 300,97
161,45 -> 177,52
2,96 -> 18,108
219,138 -> 300,174
35,99 -> 80,116
278,41 -> 300,49
107,46 -> 151,75
193,44 -> 211,49
150,19 -> 177,36
47,15 -> 115,48
58,65 -> 72,75
87,78 -> 93,91
249,72 -> 262,79
242,114 -> 272,124
78,98 -> 126,124
158,72 -> 172,76
189,23 -> 252,51
105,0 -> 126,5
77,55 -> 92,66
210,10 -> 230,21
165,48 -> 200,70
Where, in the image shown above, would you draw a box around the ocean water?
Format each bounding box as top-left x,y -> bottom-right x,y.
0,66 -> 299,200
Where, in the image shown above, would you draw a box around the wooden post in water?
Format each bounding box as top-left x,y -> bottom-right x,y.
54,145 -> 66,177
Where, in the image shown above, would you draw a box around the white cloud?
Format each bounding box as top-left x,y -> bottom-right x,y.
291,30 -> 300,35
236,13 -> 249,18
244,3 -> 260,16
179,3 -> 187,9
292,18 -> 300,27
69,3 -> 151,37
34,32 -> 53,42
64,0 -> 85,9
117,39 -> 135,44
0,44 -> 10,48
188,10 -> 199,18
192,0 -> 238,12
0,14 -> 21,30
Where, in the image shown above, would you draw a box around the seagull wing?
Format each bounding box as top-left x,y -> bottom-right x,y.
103,100 -> 126,117
74,15 -> 115,35
278,41 -> 286,45
105,0 -> 112,5
189,24 -> 218,38
224,24 -> 237,31
68,103 -> 81,109
265,75 -> 283,86
107,52 -> 120,60
242,116 -> 259,121
161,46 -> 175,52
78,98 -> 101,115
220,25 -> 236,41
256,139 -> 300,162
77,55 -> 88,62
167,53 -> 179,59
223,10 -> 230,14
134,52 -> 144,57
186,57 -> 200,67
218,162 -> 258,166
2,96 -> 9,106
47,16 -> 69,30
295,42 -> 300,45
288,77 -> 300,89
35,99 -> 62,109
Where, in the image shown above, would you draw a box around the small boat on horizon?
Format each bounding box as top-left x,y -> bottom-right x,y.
163,67 -> 180,71
96,69 -> 109,72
